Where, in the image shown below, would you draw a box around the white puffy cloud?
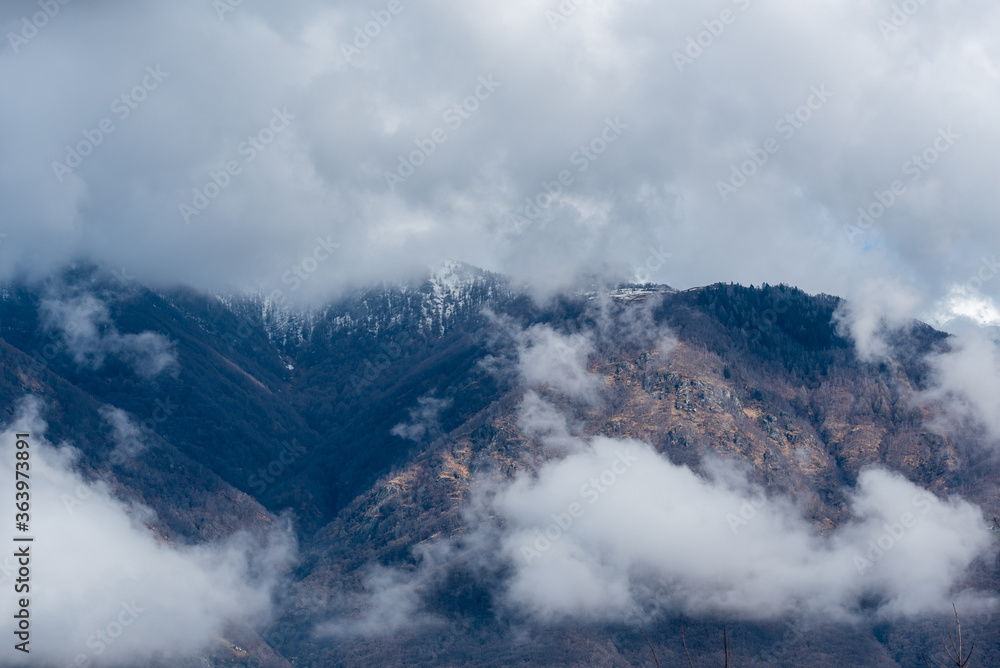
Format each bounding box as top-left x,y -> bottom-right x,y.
831,275 -> 1000,446
491,434 -> 994,622
0,397 -> 294,666
515,324 -> 601,402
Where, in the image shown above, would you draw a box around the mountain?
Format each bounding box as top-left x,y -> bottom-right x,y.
1,265 -> 998,667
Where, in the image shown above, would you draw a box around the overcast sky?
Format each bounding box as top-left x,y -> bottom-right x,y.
1,0 -> 999,316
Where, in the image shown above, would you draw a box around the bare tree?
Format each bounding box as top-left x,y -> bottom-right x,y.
680,615 -> 695,668
643,616 -> 731,668
922,604 -> 974,668
639,627 -> 659,668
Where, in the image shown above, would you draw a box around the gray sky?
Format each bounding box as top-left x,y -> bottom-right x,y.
1,0 -> 998,317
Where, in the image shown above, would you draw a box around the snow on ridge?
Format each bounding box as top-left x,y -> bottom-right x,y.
218,263 -> 514,345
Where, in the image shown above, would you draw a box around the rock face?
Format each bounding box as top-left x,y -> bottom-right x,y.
1,268 -> 997,666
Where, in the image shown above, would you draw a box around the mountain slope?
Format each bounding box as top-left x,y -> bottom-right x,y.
1,269 -> 997,666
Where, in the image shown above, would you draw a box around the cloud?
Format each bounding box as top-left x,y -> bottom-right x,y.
931,284 -> 1000,330
391,395 -> 453,443
315,546 -> 450,640
833,277 -> 925,361
333,397 -> 994,633
489,433 -> 993,623
516,390 -> 582,453
312,532 -> 498,644
515,324 -> 601,402
0,397 -> 295,666
99,406 -> 149,465
589,291 -> 677,357
492,293 -> 675,408
918,325 -> 1000,442
312,309 -> 998,636
835,279 -> 1000,445
1,0 -> 999,312
40,292 -> 177,378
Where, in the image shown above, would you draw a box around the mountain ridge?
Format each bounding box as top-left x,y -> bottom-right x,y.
0,264 -> 996,666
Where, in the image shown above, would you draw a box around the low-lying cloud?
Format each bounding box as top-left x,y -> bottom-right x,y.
328,313 -> 996,636
833,277 -> 925,362
835,280 -> 1000,445
515,324 -> 601,402
920,325 -> 1000,443
492,318 -> 993,622
330,400 -> 995,633
0,397 -> 295,666
40,292 -> 177,378
316,542 -> 455,640
391,395 -> 453,443
99,406 -> 150,465
491,435 -> 993,622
